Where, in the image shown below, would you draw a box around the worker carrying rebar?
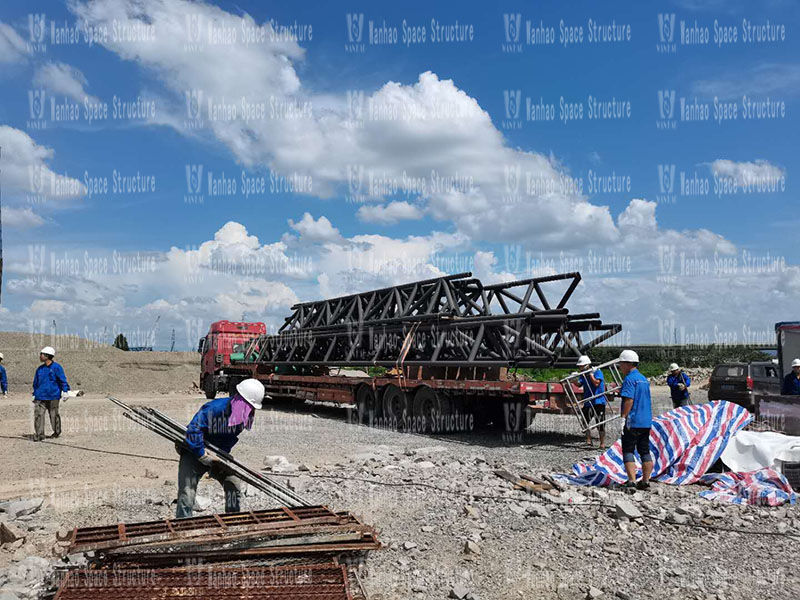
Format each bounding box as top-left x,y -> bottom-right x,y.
576,355 -> 607,449
666,363 -> 691,408
176,378 -> 265,518
32,346 -> 70,441
617,349 -> 653,491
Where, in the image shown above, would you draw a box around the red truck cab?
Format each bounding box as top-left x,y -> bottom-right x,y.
199,320 -> 266,398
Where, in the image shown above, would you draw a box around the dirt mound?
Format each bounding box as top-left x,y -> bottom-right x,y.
0,332 -> 198,394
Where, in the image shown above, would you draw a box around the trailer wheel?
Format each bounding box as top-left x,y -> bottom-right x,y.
203,376 -> 216,399
352,385 -> 379,426
413,386 -> 450,433
503,399 -> 527,433
382,385 -> 410,431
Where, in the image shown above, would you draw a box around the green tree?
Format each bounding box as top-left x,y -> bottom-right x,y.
113,333 -> 129,351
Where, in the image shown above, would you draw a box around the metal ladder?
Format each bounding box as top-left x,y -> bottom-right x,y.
560,358 -> 624,433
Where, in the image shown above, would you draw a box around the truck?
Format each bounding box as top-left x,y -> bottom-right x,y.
198,320 -> 267,399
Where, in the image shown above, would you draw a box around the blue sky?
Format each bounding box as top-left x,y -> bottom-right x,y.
0,0 -> 797,348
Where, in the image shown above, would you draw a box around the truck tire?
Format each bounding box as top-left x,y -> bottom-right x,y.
352,385 -> 379,426
203,376 -> 216,399
412,386 -> 451,433
503,399 -> 527,433
382,385 -> 410,431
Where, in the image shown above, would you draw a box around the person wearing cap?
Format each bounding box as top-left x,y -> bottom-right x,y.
176,378 -> 265,518
666,363 -> 691,408
0,353 -> 7,396
782,359 -> 800,395
617,349 -> 654,490
575,355 -> 607,448
32,346 -> 70,441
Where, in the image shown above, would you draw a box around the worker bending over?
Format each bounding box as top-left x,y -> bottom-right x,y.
618,350 -> 654,490
576,355 -> 607,449
176,378 -> 265,518
782,359 -> 800,395
666,363 -> 691,408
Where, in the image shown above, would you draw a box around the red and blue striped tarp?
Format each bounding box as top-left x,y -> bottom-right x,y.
699,467 -> 795,506
561,401 -> 751,486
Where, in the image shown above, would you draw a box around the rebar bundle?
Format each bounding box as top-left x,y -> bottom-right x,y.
109,397 -> 310,507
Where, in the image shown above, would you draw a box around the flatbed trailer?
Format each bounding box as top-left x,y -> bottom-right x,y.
227,365 -> 582,434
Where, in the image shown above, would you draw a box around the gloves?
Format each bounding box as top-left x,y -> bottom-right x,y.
198,452 -> 218,467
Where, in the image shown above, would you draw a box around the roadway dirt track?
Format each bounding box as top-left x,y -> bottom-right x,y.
0,389 -> 798,599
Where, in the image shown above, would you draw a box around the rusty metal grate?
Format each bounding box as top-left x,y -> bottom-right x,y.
54,564 -> 354,600
63,506 -> 350,553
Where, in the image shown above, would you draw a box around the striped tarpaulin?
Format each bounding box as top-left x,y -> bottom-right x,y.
699,467 -> 796,506
558,401 -> 753,487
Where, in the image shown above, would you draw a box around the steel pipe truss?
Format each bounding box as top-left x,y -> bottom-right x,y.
242,271 -> 621,369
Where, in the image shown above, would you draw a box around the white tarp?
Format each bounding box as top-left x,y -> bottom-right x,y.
721,430 -> 800,473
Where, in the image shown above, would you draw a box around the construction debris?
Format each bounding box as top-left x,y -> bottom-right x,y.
52,506 -> 380,599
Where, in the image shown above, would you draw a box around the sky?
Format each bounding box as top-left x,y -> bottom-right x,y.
0,0 -> 797,350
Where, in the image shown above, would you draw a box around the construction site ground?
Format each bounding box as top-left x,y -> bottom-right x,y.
1,388 -> 797,600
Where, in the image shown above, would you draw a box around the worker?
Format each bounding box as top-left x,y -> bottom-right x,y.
0,352 -> 7,396
666,363 -> 691,408
576,355 -> 607,449
176,378 -> 265,518
782,359 -> 800,395
32,346 -> 70,441
617,349 -> 653,491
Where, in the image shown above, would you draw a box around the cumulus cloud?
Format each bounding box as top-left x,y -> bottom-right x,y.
357,201 -> 424,224
32,62 -> 100,104
288,213 -> 344,244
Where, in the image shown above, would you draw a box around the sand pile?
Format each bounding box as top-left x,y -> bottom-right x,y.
0,332 -> 199,394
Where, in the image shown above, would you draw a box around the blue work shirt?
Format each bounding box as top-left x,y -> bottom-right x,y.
782,372 -> 800,395
185,397 -> 245,458
620,368 -> 652,429
33,361 -> 69,401
0,364 -> 7,393
579,369 -> 606,406
666,371 -> 691,401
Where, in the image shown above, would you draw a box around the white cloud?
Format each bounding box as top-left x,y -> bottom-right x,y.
357,201 -> 424,225
692,63 -> 800,100
288,213 -> 343,244
32,62 -> 99,104
709,159 -> 785,188
0,22 -> 28,64
3,206 -> 46,229
0,125 -> 86,205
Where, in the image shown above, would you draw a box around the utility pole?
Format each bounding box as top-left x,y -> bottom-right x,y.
170,328 -> 175,352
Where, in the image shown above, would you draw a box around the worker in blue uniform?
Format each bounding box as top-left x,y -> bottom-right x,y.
32,346 -> 70,441
618,350 -> 654,491
782,358 -> 800,395
175,378 -> 265,518
666,363 -> 691,408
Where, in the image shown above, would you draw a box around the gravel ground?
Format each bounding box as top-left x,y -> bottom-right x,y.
0,388 -> 798,600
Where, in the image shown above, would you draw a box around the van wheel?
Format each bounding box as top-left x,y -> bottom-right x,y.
203,376 -> 216,399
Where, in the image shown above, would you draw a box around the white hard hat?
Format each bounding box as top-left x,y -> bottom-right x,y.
0,353 -> 4,360
576,355 -> 591,367
619,349 -> 639,363
40,346 -> 56,357
669,363 -> 680,372
235,378 -> 265,409
792,358 -> 800,368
